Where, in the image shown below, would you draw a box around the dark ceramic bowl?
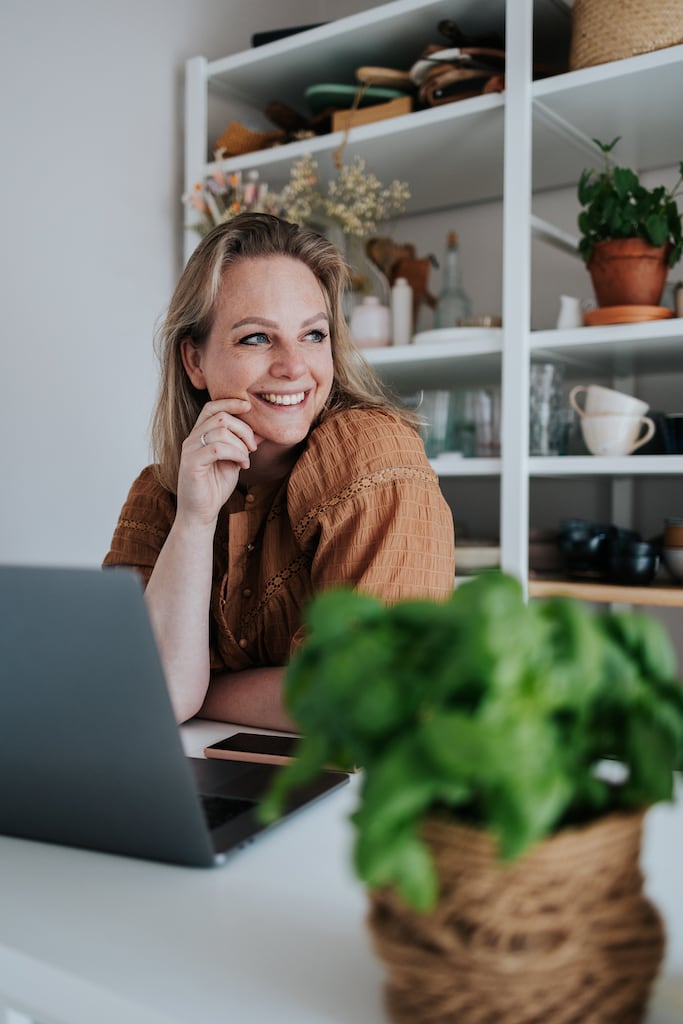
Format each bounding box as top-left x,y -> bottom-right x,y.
605,538 -> 660,586
558,519 -> 613,575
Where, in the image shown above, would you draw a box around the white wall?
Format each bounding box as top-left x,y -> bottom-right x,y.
0,0 -> 380,567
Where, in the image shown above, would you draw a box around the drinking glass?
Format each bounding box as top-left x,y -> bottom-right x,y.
529,363 -> 565,456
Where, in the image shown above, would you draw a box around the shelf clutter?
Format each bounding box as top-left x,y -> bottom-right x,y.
184,0 -> 683,607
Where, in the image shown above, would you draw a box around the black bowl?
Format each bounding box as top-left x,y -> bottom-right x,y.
558,519 -> 612,575
605,538 -> 660,585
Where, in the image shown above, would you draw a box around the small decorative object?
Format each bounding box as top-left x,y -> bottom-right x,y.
366,237 -> 438,326
212,120 -> 286,157
434,230 -> 472,328
263,573 -> 683,1024
556,293 -> 584,329
577,137 -> 683,308
349,296 -> 391,349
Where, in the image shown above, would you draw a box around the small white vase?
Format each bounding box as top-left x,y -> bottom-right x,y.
350,296 -> 391,348
556,295 -> 584,329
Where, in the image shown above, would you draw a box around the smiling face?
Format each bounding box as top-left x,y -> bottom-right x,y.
181,254 -> 335,476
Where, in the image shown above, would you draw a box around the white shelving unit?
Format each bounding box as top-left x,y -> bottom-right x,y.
184,0 -> 683,607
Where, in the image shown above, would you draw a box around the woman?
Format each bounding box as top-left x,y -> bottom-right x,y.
104,213 -> 455,729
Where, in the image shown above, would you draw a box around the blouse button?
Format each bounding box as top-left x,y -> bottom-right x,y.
238,638 -> 248,649
246,542 -> 255,552
245,492 -> 255,504
243,587 -> 252,598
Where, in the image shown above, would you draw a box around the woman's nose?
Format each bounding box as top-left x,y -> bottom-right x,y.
270,342 -> 307,378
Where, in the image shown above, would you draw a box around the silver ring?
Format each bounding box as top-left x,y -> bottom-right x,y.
200,432 -> 208,447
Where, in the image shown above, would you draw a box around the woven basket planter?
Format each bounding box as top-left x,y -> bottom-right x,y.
368,810 -> 664,1024
570,0 -> 683,70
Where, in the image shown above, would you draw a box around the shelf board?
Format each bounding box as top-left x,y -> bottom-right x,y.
532,45 -> 683,188
529,577 -> 683,608
365,336 -> 502,389
529,454 -> 683,476
531,317 -> 683,376
204,95 -> 507,217
364,317 -> 683,389
429,455 -> 501,476
431,454 -> 683,477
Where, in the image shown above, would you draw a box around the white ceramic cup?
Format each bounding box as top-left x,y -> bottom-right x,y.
580,413 -> 655,456
569,384 -> 649,418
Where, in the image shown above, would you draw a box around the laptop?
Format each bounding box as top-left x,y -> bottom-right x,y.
0,564 -> 348,867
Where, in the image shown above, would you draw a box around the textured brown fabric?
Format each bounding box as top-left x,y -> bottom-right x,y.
104,408 -> 455,671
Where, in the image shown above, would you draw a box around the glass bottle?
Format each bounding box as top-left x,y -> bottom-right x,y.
434,231 -> 472,329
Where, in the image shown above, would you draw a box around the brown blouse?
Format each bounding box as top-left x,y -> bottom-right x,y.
103,408 -> 455,671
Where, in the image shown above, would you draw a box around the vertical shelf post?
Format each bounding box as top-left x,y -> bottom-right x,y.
500,0 -> 534,595
183,56 -> 208,265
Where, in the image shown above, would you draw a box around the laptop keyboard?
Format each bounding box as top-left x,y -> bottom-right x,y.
200,793 -> 255,830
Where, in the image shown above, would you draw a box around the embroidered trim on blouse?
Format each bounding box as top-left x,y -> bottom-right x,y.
117,517 -> 168,543
293,466 -> 436,540
240,552 -> 311,635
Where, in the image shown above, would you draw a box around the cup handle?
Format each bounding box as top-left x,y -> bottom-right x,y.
569,385 -> 587,417
630,416 -> 656,453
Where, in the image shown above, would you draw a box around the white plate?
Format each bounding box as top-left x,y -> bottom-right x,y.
413,327 -> 502,345
456,541 -> 501,573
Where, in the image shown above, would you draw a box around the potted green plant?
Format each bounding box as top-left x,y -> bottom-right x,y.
262,573 -> 683,1024
577,137 -> 683,308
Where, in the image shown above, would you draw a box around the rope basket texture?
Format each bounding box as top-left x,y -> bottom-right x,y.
368,810 -> 664,1024
570,0 -> 683,70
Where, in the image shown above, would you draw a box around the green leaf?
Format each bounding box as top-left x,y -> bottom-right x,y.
601,611 -> 677,682
357,825 -> 438,911
645,213 -> 668,246
613,166 -> 638,199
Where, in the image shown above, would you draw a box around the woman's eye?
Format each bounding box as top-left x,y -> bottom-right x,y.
304,329 -> 327,343
239,332 -> 269,346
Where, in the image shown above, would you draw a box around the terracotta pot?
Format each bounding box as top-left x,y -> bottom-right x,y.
368,810 -> 664,1024
587,238 -> 670,308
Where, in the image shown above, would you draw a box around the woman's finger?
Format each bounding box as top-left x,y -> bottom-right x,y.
194,399 -> 257,452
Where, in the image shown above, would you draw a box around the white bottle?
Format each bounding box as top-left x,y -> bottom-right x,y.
349,296 -> 391,348
391,277 -> 413,346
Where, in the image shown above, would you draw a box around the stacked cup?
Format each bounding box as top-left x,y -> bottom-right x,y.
662,517 -> 683,583
569,384 -> 655,457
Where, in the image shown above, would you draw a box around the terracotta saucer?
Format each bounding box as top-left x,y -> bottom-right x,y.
584,305 -> 674,326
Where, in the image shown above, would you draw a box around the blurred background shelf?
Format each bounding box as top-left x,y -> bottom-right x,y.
529,577 -> 683,608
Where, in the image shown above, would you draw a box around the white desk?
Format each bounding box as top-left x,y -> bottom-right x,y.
0,720 -> 681,1024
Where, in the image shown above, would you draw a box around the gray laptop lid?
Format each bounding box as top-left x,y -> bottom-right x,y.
0,565 -> 346,866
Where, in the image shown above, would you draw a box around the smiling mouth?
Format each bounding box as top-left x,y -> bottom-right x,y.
258,391 -> 307,406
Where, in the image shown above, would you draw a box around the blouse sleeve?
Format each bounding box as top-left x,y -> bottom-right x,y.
288,409 -> 456,606
102,466 -> 176,584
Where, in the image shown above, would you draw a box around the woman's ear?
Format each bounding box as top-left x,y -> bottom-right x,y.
180,337 -> 207,390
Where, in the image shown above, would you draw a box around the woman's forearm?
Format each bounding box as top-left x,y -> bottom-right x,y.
144,516 -> 217,723
198,666 -> 296,732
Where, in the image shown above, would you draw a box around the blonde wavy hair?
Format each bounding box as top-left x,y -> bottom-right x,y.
151,212 -> 418,492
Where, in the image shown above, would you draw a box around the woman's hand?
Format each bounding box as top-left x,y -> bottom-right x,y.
176,398 -> 258,526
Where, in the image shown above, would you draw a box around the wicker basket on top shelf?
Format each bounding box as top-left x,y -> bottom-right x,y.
570,0 -> 683,70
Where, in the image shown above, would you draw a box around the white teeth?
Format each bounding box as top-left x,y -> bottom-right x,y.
260,392 -> 305,406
